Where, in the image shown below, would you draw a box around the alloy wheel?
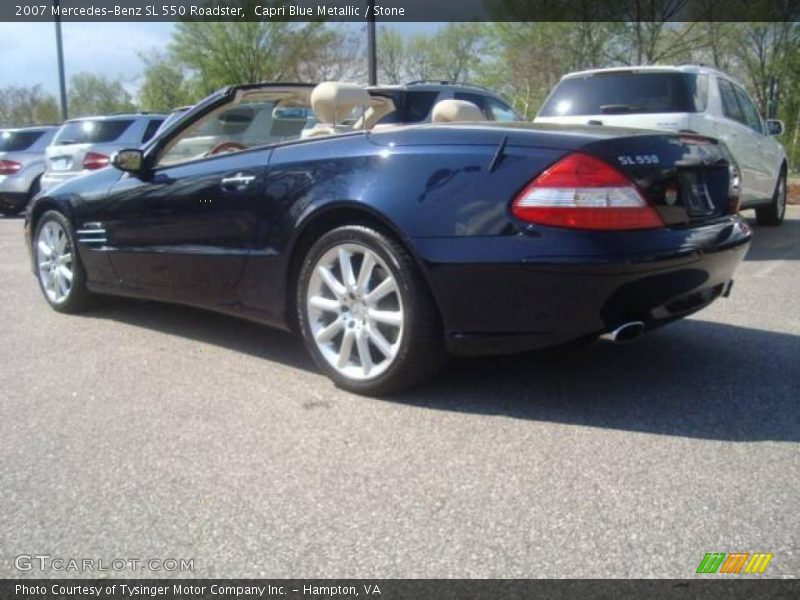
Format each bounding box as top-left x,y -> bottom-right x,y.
37,220 -> 74,304
306,243 -> 404,381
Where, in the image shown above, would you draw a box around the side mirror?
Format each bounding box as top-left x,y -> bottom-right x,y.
766,119 -> 784,136
112,149 -> 145,174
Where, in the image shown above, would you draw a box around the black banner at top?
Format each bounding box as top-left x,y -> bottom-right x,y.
3,0 -> 800,23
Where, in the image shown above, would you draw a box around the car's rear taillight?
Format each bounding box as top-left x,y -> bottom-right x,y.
0,159 -> 22,175
83,151 -> 109,170
511,152 -> 663,230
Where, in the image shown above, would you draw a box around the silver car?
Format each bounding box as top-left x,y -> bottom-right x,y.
42,113 -> 165,191
0,126 -> 58,215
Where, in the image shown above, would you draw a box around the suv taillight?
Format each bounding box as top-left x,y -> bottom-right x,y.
83,151 -> 109,170
511,152 -> 663,230
0,159 -> 22,175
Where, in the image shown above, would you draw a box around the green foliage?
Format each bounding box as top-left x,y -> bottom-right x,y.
68,73 -> 136,117
138,51 -> 196,112
378,27 -> 405,84
169,20 -> 336,95
0,85 -> 61,127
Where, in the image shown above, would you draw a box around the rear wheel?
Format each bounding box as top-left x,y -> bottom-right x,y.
297,225 -> 444,396
34,210 -> 92,313
756,172 -> 787,226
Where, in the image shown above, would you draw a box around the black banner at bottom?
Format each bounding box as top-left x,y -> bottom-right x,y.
3,580 -> 799,600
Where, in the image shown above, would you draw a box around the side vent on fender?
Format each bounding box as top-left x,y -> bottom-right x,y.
76,222 -> 107,246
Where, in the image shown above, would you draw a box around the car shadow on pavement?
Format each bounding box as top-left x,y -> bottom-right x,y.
743,215 -> 800,261
86,297 -> 315,373
394,318 -> 800,443
86,297 -> 799,443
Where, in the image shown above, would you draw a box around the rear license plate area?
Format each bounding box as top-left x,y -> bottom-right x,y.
678,170 -> 716,217
50,157 -> 71,171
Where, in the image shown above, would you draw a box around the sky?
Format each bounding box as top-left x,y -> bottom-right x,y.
0,21 -> 439,95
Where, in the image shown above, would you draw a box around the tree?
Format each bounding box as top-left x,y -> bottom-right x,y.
430,23 -> 485,82
378,27 -> 405,84
292,26 -> 364,83
169,19 -> 343,94
138,51 -> 195,112
405,34 -> 437,81
479,22 -> 620,119
731,22 -> 800,115
0,85 -> 60,127
68,73 -> 136,117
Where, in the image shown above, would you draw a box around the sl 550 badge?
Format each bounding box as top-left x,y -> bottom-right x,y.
618,154 -> 660,166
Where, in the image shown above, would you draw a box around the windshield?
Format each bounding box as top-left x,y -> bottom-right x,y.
53,119 -> 133,145
0,130 -> 45,152
539,72 -> 708,117
158,101 -> 310,166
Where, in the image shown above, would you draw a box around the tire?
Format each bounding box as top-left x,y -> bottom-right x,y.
756,171 -> 787,226
297,225 -> 445,396
33,210 -> 92,313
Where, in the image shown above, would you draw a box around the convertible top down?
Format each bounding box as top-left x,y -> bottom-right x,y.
26,81 -> 751,395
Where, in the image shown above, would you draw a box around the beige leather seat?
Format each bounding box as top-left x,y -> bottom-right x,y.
431,99 -> 486,123
303,82 -> 373,138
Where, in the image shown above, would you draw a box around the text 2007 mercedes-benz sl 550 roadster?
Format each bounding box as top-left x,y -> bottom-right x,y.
25,81 -> 751,395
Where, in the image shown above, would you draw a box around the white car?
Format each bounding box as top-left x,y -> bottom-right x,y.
535,65 -> 788,225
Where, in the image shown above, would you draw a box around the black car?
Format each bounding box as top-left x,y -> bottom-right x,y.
25,81 -> 751,395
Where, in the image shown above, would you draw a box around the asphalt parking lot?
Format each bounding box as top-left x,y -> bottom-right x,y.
1,209 -> 798,579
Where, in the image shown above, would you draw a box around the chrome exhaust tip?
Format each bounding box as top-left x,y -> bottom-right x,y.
602,321 -> 645,344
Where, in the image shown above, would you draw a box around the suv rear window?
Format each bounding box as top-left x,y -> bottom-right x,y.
141,119 -> 164,143
374,91 -> 439,124
539,72 -> 708,117
53,119 -> 133,145
0,130 -> 45,152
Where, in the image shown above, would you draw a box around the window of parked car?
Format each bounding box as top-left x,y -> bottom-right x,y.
374,91 -> 439,124
141,119 -> 165,144
732,85 -> 764,134
539,72 -> 709,116
718,79 -> 745,124
0,130 -> 45,152
156,99 -> 309,167
483,97 -> 520,121
53,119 -> 133,145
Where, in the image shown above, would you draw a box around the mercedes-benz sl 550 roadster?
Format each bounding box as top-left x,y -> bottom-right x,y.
25,81 -> 751,395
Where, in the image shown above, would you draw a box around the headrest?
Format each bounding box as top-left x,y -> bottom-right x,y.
431,99 -> 485,123
311,82 -> 372,124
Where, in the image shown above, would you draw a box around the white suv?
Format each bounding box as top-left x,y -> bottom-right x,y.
535,65 -> 788,225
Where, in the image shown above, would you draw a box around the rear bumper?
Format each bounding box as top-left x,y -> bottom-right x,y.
413,217 -> 752,356
0,192 -> 29,213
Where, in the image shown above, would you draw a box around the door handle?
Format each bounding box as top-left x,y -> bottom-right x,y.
220,172 -> 256,191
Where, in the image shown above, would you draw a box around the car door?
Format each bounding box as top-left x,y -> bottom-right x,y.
732,84 -> 779,199
100,148 -> 271,304
713,78 -> 764,205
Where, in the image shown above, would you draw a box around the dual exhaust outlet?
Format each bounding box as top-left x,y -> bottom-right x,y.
601,321 -> 645,344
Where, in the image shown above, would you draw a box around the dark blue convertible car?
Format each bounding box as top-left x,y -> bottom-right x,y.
26,82 -> 751,395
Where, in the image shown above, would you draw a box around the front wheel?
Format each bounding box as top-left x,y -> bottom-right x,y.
756,172 -> 787,226
34,210 -> 92,312
297,225 -> 445,396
